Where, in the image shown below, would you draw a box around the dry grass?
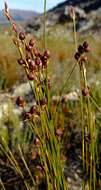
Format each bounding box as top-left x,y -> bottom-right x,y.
0,30 -> 101,91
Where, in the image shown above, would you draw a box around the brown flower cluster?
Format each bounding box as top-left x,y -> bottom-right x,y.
74,41 -> 91,97
74,41 -> 90,61
4,2 -> 52,123
17,31 -> 50,82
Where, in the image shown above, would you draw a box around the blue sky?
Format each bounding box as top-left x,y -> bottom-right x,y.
0,0 -> 64,12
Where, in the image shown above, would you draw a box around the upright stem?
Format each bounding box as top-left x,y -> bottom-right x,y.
73,17 -> 78,52
44,0 -> 47,50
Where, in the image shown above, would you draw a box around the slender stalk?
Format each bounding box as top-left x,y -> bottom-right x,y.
0,178 -> 6,190
73,17 -> 78,51
18,145 -> 36,186
53,62 -> 77,123
44,0 -> 47,50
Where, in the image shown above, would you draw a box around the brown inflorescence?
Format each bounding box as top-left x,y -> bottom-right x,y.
74,41 -> 90,61
40,98 -> 48,107
28,59 -> 37,71
30,105 -> 40,116
27,72 -> 35,81
17,58 -> 26,65
41,55 -> 48,68
78,45 -> 84,55
44,49 -> 50,59
74,52 -> 80,61
24,112 -> 32,120
29,38 -> 36,47
83,41 -> 90,52
16,31 -> 51,85
35,57 -> 42,67
82,86 -> 90,97
19,32 -> 25,41
26,44 -> 33,52
16,96 -> 26,107
34,137 -> 40,146
34,48 -> 41,57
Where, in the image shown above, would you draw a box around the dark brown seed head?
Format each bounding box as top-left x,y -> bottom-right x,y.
82,87 -> 89,97
83,41 -> 90,52
27,72 -> 35,81
19,32 -> 25,41
30,106 -> 40,116
40,98 -> 47,107
34,138 -> 40,146
74,52 -> 80,61
16,96 -> 25,107
35,57 -> 42,67
28,60 -> 36,71
30,105 -> 37,114
29,38 -> 36,47
78,45 -> 84,55
41,55 -> 48,68
26,44 -> 33,52
24,112 -> 32,120
17,58 -> 25,65
34,48 -> 41,57
44,49 -> 50,59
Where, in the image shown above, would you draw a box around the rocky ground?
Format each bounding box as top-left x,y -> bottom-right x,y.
25,0 -> 101,35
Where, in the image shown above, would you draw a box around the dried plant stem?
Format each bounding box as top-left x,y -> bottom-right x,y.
73,17 -> 78,51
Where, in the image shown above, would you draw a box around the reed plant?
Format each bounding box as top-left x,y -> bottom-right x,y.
71,6 -> 99,190
0,1 -> 100,190
0,1 -> 68,190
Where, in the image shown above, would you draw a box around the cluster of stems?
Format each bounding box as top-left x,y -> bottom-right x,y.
2,2 -> 100,190
71,7 -> 99,189
74,42 -> 97,190
3,2 -> 68,190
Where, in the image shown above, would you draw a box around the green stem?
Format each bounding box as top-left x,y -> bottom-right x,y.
44,0 -> 47,50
